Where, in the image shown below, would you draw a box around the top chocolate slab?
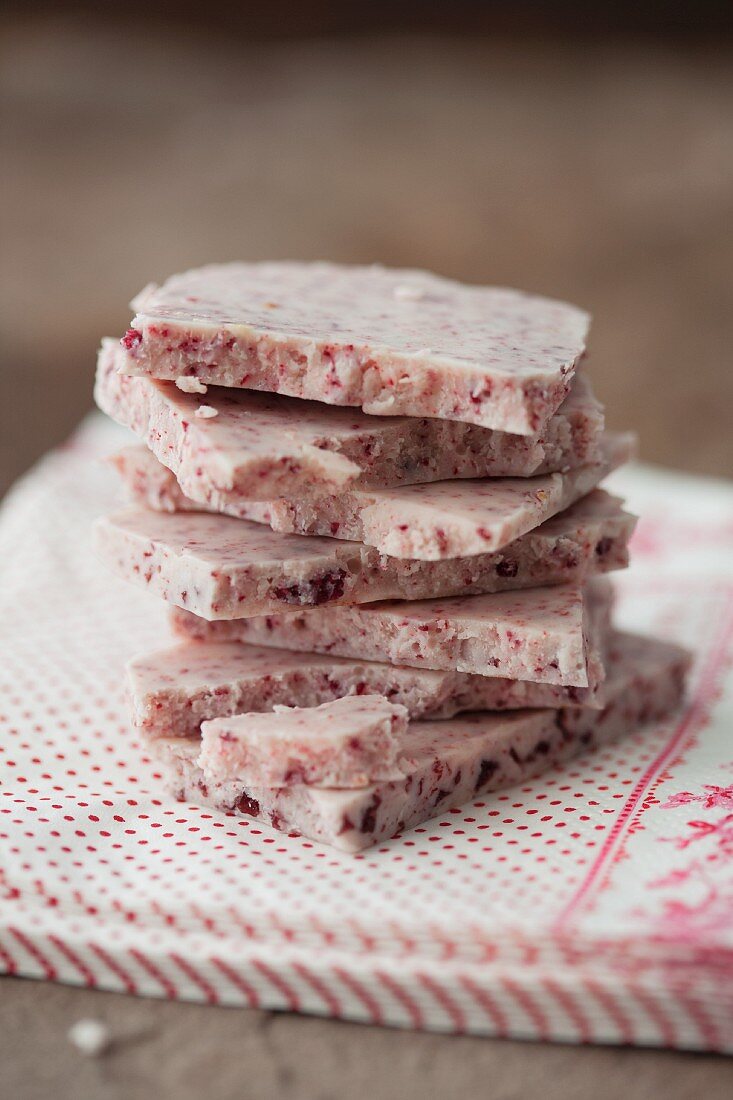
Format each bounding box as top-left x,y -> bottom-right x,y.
121,262 -> 590,434
97,340 -> 604,499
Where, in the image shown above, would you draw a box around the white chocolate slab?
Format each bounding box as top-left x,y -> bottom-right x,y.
261,433 -> 634,559
156,633 -> 691,852
121,262 -> 590,434
111,432 -> 634,560
97,340 -> 604,499
95,490 -> 635,619
199,695 -> 407,788
171,580 -> 612,687
128,632 -> 609,743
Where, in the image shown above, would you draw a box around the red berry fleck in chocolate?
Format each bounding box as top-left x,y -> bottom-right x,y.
272,568 -> 346,607
121,328 -> 143,351
435,528 -> 449,553
495,558 -> 519,578
237,792 -> 260,817
360,794 -> 382,833
475,758 -> 499,791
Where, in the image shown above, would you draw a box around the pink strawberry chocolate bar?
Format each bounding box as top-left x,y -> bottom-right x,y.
199,695 -> 407,788
258,433 -> 633,560
129,638 -> 608,742
111,431 -> 634,560
97,340 -> 604,498
120,262 -> 590,434
95,491 -> 634,619
171,579 -> 611,688
155,632 -> 691,852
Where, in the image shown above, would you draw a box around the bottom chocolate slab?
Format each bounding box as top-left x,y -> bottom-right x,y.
155,632 -> 690,852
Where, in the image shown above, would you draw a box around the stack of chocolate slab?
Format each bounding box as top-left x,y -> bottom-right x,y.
93,262 -> 689,852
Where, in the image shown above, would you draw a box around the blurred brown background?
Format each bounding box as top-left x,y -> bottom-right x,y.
2,3 -> 733,498
2,7 -> 733,1098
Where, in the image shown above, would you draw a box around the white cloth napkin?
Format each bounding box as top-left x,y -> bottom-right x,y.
1,415 -> 732,1050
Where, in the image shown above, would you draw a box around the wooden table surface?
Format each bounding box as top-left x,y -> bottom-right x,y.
3,976 -> 732,1100
1,15 -> 732,1099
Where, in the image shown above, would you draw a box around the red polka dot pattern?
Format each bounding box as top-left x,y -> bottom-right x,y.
1,418 -> 732,1052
